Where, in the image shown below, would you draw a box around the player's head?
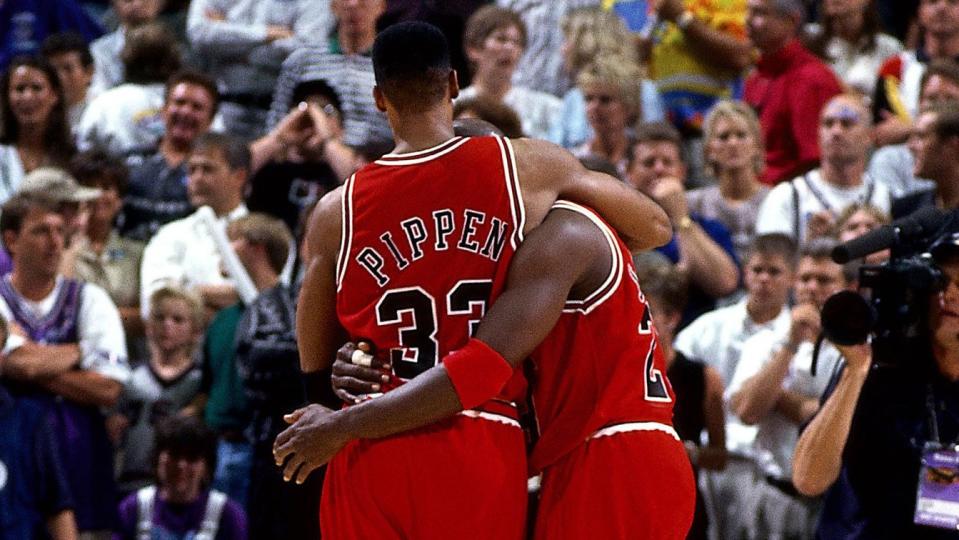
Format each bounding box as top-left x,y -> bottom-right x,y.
372,21 -> 455,113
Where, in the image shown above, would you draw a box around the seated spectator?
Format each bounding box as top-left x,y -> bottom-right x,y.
572,57 -> 644,179
69,150 -> 146,356
551,7 -> 665,149
0,316 -> 79,539
0,0 -> 103,71
833,202 -> 890,263
247,80 -> 353,234
89,0 -> 162,93
0,193 -> 129,537
674,232 -> 797,540
114,416 -> 247,540
110,287 -> 203,496
744,0 -> 843,184
869,59 -> 958,199
0,56 -> 76,202
756,94 -> 891,244
186,0 -> 331,140
728,237 -> 854,539
76,22 -> 181,158
229,213 -> 319,540
120,70 -> 218,241
40,32 -> 97,131
804,0 -> 903,98
627,121 -> 740,323
453,94 -> 524,138
458,5 -> 561,141
140,133 -> 250,318
688,100 -> 770,261
267,0 -> 391,149
641,262 -> 728,540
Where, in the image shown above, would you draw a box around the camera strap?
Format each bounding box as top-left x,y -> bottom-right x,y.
915,385 -> 959,529
927,383 -> 943,447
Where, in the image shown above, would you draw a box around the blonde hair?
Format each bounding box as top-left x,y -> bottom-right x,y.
576,56 -> 643,124
562,7 -> 638,76
702,100 -> 765,177
833,203 -> 890,238
226,213 -> 293,275
149,286 -> 205,330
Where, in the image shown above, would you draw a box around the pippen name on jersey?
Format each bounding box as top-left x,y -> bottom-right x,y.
355,208 -> 511,287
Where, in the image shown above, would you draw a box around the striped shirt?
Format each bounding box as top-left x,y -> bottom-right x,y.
267,46 -> 392,148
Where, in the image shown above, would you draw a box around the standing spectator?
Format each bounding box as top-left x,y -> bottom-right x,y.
641,262 -> 728,540
0,0 -> 103,71
873,0 -> 959,146
119,70 -> 218,242
229,214 -> 319,540
804,0 -> 903,98
495,0 -> 601,97
869,59 -> 958,200
756,94 -> 891,244
898,101 -> 959,215
186,0 -> 331,140
572,57 -> 644,178
648,0 -> 753,183
551,7 -> 665,150
110,287 -> 203,496
0,56 -> 75,203
689,100 -> 770,261
728,237 -> 852,539
0,193 -> 130,538
267,0 -> 391,149
458,5 -> 562,141
69,150 -> 146,357
89,0 -> 162,94
0,317 -> 79,540
627,121 -> 740,322
140,133 -> 249,319
113,416 -> 248,540
674,232 -> 796,540
40,32 -> 97,131
76,22 -> 181,158
744,0 -> 843,184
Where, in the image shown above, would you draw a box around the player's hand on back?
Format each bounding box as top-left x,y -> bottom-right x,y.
273,403 -> 346,484
331,341 -> 391,404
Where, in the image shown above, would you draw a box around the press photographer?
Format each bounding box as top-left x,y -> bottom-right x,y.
792,213 -> 959,539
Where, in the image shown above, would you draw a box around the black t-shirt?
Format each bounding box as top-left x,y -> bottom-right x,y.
246,160 -> 339,234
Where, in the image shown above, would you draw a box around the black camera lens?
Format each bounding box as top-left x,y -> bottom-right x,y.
821,291 -> 876,346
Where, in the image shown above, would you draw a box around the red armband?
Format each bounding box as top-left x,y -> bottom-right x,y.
442,338 -> 513,410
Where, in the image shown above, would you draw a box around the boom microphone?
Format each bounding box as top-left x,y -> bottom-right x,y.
832,206 -> 950,263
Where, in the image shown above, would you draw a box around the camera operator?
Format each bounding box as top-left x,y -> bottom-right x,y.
792,236 -> 959,539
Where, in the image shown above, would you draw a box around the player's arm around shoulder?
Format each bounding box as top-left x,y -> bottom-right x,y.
297,186 -> 346,374
509,138 -> 671,252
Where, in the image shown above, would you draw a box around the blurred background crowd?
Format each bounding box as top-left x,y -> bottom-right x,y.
0,0 -> 953,538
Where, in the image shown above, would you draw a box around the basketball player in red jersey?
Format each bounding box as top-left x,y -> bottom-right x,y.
282,200 -> 697,539
272,21 -> 671,540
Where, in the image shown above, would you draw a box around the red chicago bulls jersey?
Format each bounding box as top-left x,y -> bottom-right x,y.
528,201 -> 677,474
336,136 -> 525,408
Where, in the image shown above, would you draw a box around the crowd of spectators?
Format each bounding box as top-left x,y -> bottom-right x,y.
0,0 -> 956,538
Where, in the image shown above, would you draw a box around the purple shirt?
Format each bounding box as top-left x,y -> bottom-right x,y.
114,489 -> 248,540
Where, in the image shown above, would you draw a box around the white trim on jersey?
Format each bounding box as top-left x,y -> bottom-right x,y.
335,174 -> 356,292
589,421 -> 680,442
374,137 -> 469,166
459,409 -> 522,429
501,137 -> 526,249
551,201 -> 624,315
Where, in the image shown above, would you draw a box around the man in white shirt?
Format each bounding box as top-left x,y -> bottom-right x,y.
756,94 -> 891,245
0,193 -> 129,537
140,133 -> 250,318
728,237 -> 853,539
674,233 -> 797,540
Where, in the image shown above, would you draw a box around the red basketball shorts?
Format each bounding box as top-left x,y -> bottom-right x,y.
320,410 -> 527,540
533,422 -> 696,540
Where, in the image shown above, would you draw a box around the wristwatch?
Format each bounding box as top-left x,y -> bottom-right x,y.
677,10 -> 696,31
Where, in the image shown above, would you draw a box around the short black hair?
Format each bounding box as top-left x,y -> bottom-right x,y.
372,21 -> 452,112
69,150 -> 130,196
153,416 -> 218,474
40,32 -> 93,67
290,79 -> 342,117
192,132 -> 251,172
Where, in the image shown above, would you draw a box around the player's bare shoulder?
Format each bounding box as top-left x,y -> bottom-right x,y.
303,186 -> 345,261
509,138 -> 581,187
